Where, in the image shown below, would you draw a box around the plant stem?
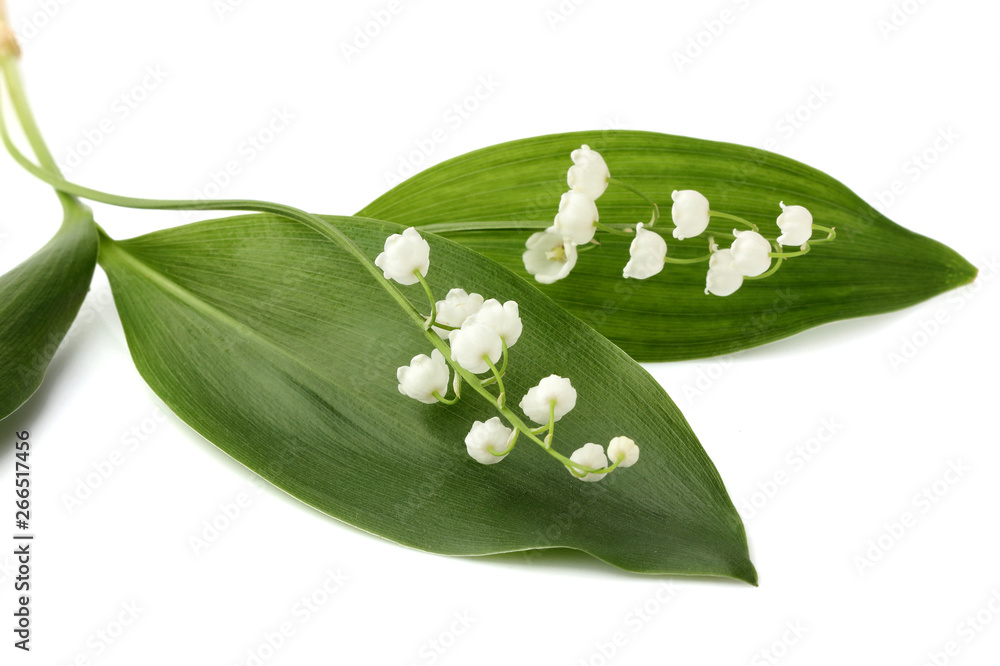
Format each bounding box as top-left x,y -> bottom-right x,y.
608,177 -> 660,226
0,52 -> 78,214
414,272 -> 437,329
709,210 -> 758,231
0,50 -> 610,478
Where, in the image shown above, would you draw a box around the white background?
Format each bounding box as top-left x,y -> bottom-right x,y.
1,0 -> 998,664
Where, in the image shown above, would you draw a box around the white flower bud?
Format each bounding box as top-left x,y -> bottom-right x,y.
448,321 -> 503,374
396,349 -> 450,404
705,248 -> 744,297
569,443 -> 609,482
465,417 -> 514,465
551,190 -> 599,245
567,144 -> 610,200
374,227 -> 430,285
433,288 -> 484,340
607,436 -> 639,468
731,229 -> 772,277
623,223 -> 667,280
523,231 -> 578,284
776,202 -> 814,246
670,190 -> 711,240
468,299 -> 522,348
518,375 -> 577,425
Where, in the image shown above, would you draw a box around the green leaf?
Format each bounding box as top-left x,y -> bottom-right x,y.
358,130 -> 977,361
0,203 -> 98,419
98,214 -> 755,582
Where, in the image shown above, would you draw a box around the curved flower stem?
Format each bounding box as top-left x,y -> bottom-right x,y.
709,210 -> 758,231
663,253 -> 712,264
0,98 -> 434,334
414,272 -> 438,330
769,244 -> 811,259
492,428 -> 518,457
543,401 -> 556,449
809,225 -> 837,244
484,356 -> 506,408
432,390 -> 460,406
0,53 -> 78,215
745,259 -> 784,281
569,458 -> 621,479
499,339 -> 509,375
594,220 -> 634,236
608,177 -> 660,227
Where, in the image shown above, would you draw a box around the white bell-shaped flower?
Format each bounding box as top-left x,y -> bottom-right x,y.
465,417 -> 514,465
448,321 -> 503,374
551,190 -> 599,245
623,223 -> 667,280
519,375 -> 577,425
396,349 -> 450,404
670,190 -> 711,240
433,288 -> 484,340
731,229 -> 772,277
374,227 -> 430,285
776,202 -> 814,246
607,436 -> 639,468
705,248 -> 744,297
567,144 -> 611,200
523,231 -> 578,284
467,299 -> 522,348
569,443 -> 609,482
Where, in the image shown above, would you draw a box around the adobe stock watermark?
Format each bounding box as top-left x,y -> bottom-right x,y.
871,126 -> 959,213
918,588 -> 1000,666
853,459 -> 970,575
179,106 -> 295,222
750,620 -> 808,666
759,84 -> 834,152
13,286 -> 114,387
671,0 -> 755,73
187,474 -> 273,556
13,0 -> 72,45
523,475 -> 616,563
383,75 -> 500,187
738,417 -> 843,521
57,65 -> 169,174
58,600 -> 144,664
232,567 -> 349,666
339,0 -> 414,63
680,354 -> 737,404
60,406 -> 169,514
0,555 -> 16,587
189,440 -> 308,555
921,587 -> 1000,666
886,256 -> 996,372
544,0 -> 591,31
405,611 -> 476,666
876,0 -> 932,40
576,583 -> 678,666
213,0 -> 251,20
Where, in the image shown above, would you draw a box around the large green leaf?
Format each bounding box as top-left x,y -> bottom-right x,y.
0,202 -> 98,418
98,214 -> 755,582
358,130 -> 976,361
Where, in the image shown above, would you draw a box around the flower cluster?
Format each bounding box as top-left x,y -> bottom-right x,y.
377,227 -> 639,481
522,145 -> 609,284
522,146 -> 835,296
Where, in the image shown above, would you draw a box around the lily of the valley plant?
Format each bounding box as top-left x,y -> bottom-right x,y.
381,227 -> 639,480
523,145 -> 837,295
